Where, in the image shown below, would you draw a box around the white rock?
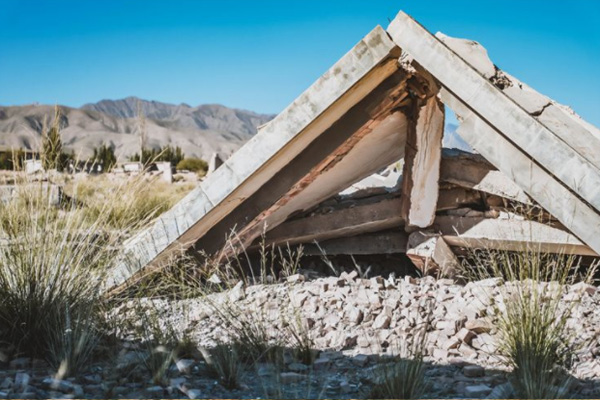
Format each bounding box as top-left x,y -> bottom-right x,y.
14,373 -> 30,392
229,281 -> 245,302
287,274 -> 305,284
187,388 -> 203,399
372,313 -> 391,329
456,328 -> 476,344
464,319 -> 491,334
175,359 -> 195,374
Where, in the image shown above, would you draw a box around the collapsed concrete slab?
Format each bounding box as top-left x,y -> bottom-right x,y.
387,11 -> 600,255
106,26 -> 408,292
107,11 -> 600,293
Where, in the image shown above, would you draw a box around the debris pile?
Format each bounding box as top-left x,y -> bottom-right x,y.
108,12 -> 600,296
112,274 -> 600,398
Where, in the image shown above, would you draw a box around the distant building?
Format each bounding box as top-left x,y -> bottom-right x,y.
24,159 -> 43,174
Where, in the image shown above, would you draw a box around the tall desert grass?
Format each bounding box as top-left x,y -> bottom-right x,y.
464,245 -> 596,398
0,173 -> 169,376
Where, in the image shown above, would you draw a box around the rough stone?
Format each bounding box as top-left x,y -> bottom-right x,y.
279,372 -> 306,384
465,319 -> 492,334
463,364 -> 485,377
464,384 -> 492,397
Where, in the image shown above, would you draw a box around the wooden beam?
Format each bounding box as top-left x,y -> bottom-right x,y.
400,95 -> 444,229
300,231 -> 408,256
436,187 -> 482,211
265,197 -> 404,247
433,215 -> 598,256
440,152 -> 531,204
264,186 -> 485,249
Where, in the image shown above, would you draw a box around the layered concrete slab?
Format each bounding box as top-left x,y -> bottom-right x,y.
387,11 -> 600,255
434,215 -> 598,256
387,12 -> 600,213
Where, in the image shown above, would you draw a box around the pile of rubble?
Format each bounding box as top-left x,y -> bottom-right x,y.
0,273 -> 599,399
110,273 -> 600,398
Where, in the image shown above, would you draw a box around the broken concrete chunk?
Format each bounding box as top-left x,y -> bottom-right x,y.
435,33 -> 496,79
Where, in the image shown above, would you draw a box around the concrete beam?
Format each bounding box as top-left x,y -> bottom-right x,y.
436,33 -> 600,169
406,232 -> 460,277
433,215 -> 598,256
440,151 -> 531,205
263,186 -> 482,249
265,197 -> 404,247
441,89 -> 600,255
400,95 -> 444,229
387,12 -> 600,216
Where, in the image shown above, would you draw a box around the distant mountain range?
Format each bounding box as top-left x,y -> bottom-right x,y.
0,97 -> 274,161
0,97 -> 471,162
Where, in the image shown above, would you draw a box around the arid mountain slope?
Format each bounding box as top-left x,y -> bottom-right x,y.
0,97 -> 274,161
0,98 -> 469,162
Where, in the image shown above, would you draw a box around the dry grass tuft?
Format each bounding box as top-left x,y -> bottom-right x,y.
465,246 -> 596,399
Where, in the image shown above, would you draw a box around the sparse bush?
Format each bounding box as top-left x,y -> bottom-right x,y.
206,343 -> 243,390
464,247 -> 597,399
134,306 -> 177,385
176,157 -> 208,174
369,357 -> 427,399
499,280 -> 573,398
0,176 -> 149,375
282,312 -> 315,365
368,305 -> 430,399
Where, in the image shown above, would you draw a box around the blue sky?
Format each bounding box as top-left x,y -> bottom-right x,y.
1,0 -> 598,126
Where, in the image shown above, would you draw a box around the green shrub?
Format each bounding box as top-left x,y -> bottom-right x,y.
465,248 -> 596,399
176,158 -> 208,174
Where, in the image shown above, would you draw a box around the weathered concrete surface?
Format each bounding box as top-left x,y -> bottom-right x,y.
387,11 -> 600,255
406,232 -> 460,276
442,89 -> 600,255
0,184 -> 63,205
401,95 -> 444,229
387,12 -> 600,214
207,153 -> 223,175
108,11 -> 600,293
439,150 -> 531,205
433,215 -> 598,256
436,33 -> 600,171
264,196 -> 403,247
107,25 -> 402,292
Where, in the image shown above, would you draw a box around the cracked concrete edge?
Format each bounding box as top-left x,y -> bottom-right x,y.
434,30 -> 600,170
387,11 -> 600,213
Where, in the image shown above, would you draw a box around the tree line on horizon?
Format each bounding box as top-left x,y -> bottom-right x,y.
0,106 -> 208,174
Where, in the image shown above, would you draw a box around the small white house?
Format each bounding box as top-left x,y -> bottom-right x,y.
24,159 -> 43,175
122,162 -> 143,173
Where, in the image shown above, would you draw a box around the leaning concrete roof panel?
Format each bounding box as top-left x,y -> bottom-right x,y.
387,12 -> 600,211
106,25 -> 402,291
386,11 -> 600,255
